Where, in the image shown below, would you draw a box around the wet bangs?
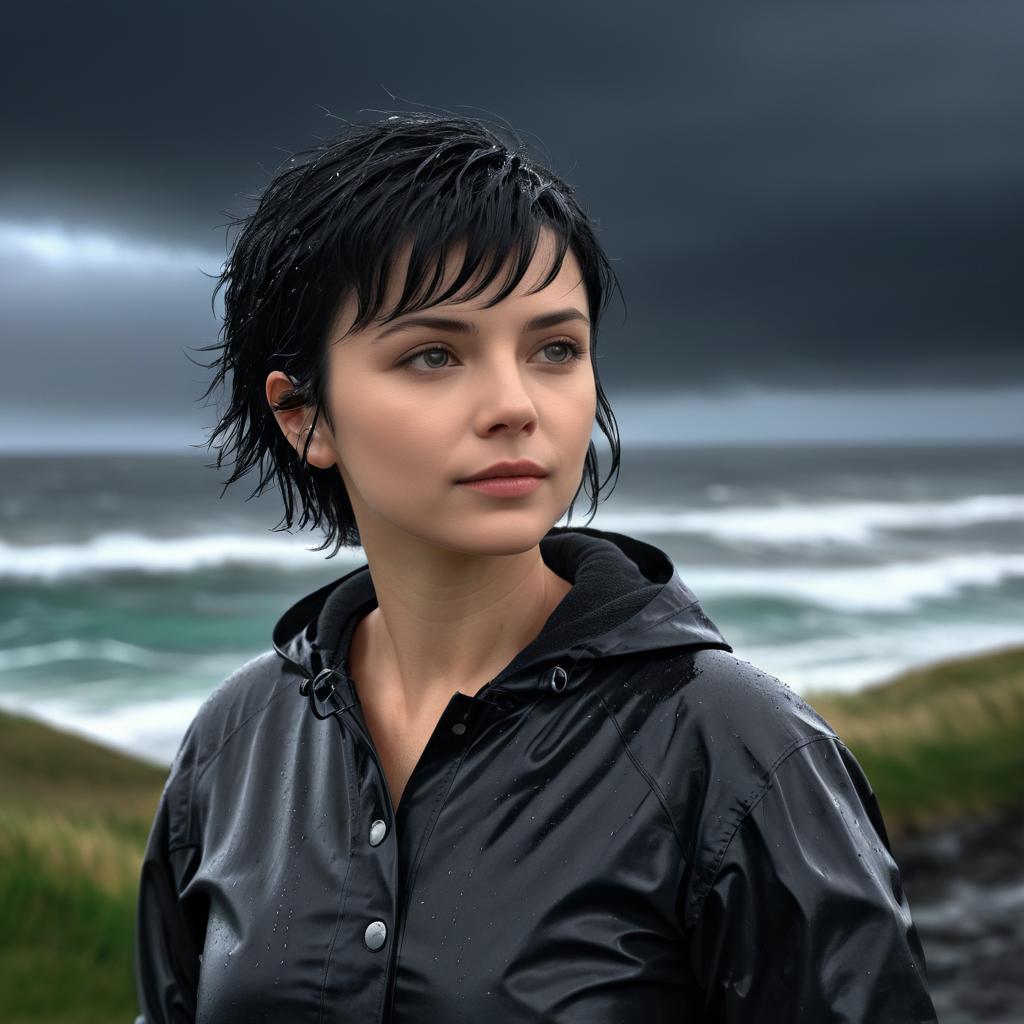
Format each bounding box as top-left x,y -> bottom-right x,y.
326,144 -> 581,338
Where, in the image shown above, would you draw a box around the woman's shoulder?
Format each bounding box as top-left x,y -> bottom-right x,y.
154,649 -> 296,848
166,649 -> 295,786
600,645 -> 845,859
674,645 -> 838,753
602,644 -> 840,776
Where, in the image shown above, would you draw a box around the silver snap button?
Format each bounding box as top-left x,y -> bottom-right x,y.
451,722 -> 467,735
364,920 -> 387,951
369,819 -> 387,846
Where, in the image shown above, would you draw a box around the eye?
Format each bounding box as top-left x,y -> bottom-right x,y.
398,338 -> 588,373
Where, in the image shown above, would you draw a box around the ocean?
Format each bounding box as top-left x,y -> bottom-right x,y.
2,443 -> 1022,768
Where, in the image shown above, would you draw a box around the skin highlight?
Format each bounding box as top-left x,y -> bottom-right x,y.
265,226 -> 597,738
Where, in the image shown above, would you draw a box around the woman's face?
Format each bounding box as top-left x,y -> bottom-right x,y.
271,226 -> 597,559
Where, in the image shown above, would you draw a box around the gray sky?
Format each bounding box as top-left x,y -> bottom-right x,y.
2,0 -> 1022,449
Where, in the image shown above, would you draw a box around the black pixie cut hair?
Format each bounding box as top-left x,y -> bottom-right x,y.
192,110 -> 624,558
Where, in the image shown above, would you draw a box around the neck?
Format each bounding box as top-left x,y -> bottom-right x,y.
351,553 -> 572,721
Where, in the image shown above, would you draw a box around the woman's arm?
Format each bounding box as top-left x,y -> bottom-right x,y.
133,724 -> 205,1024
687,734 -> 939,1023
134,784 -> 203,1023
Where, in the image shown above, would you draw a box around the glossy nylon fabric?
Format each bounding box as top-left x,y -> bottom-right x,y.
133,524 -> 939,1023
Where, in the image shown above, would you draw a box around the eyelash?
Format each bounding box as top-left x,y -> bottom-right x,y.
397,338 -> 587,373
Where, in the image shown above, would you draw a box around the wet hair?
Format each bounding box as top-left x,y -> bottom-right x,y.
191,110 -> 624,558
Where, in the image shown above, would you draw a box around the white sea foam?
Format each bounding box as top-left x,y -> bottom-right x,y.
0,531 -> 364,580
2,538 -> 1023,617
592,493 -> 1024,546
2,494 -> 1021,580
0,638 -> 242,674
742,623 -> 1024,696
682,551 -> 1024,612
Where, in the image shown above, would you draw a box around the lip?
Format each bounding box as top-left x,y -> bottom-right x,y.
457,459 -> 547,483
458,476 -> 545,497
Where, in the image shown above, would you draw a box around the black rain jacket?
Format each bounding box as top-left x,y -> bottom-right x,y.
134,525 -> 938,1022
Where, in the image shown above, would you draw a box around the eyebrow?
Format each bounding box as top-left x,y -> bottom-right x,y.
372,307 -> 590,343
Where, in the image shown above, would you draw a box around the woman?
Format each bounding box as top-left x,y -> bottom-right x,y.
134,111 -> 939,1022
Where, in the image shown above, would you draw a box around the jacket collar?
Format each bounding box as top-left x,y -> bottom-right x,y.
272,525 -> 732,711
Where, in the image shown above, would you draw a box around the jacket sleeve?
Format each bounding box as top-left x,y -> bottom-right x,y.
133,733 -> 205,1023
686,734 -> 938,1023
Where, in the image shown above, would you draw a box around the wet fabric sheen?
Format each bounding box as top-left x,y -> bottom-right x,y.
134,524 -> 939,1022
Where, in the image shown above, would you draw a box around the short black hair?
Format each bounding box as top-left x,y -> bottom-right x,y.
191,110 -> 624,558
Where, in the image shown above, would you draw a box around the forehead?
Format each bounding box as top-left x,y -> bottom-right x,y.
332,226 -> 586,342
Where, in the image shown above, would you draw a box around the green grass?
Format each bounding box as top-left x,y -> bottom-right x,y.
0,712 -> 166,1024
804,642 -> 1024,834
1,642 -> 1023,1020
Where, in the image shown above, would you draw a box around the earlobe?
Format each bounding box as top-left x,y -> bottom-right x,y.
293,423 -> 311,447
291,422 -> 317,464
294,419 -> 339,471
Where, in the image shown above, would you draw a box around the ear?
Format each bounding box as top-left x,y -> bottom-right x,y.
265,371 -> 338,470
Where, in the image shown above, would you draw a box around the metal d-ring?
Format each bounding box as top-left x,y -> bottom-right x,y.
303,667 -> 340,720
547,665 -> 568,693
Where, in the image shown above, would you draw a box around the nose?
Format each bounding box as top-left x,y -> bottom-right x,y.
473,358 -> 541,432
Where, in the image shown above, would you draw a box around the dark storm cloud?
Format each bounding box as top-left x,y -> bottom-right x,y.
1,0 -> 1022,405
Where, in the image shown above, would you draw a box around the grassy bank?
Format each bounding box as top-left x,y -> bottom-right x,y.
1,642 -> 1023,1022
0,710 -> 166,1023
805,642 -> 1024,836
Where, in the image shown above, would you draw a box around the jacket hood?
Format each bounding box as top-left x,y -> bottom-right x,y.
272,525 -> 733,714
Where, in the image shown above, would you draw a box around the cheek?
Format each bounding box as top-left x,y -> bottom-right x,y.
561,379 -> 598,434
338,389 -> 449,480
